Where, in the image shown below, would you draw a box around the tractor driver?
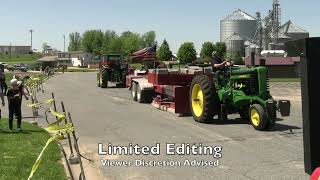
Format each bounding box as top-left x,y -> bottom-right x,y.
211,51 -> 231,71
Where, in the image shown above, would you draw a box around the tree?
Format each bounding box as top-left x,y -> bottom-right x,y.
102,30 -> 117,54
214,42 -> 227,57
68,32 -> 82,51
200,42 -> 215,62
82,30 -> 96,53
120,31 -> 141,56
157,39 -> 172,61
233,52 -> 244,65
141,31 -> 156,47
80,29 -> 157,56
42,42 -> 49,53
109,37 -> 124,54
92,30 -> 104,55
81,30 -> 104,55
177,42 -> 197,63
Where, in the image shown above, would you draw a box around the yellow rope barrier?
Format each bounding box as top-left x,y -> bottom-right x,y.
27,124 -> 74,180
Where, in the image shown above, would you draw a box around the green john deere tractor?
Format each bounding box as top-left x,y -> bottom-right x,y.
97,54 -> 128,88
190,65 -> 291,131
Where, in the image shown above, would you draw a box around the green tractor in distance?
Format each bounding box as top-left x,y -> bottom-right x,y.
97,54 -> 128,88
190,65 -> 291,131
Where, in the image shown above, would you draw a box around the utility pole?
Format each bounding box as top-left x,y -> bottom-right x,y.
29,29 -> 34,51
9,42 -> 12,59
63,35 -> 66,52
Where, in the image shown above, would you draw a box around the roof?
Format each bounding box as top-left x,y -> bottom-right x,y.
0,45 -> 31,47
244,41 -> 259,47
225,33 -> 245,41
279,20 -> 308,34
223,9 -> 256,21
37,56 -> 58,62
278,32 -> 291,39
56,51 -> 89,54
245,56 -> 300,66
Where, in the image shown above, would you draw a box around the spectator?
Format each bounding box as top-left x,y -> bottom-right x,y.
0,82 -> 5,119
7,79 -> 23,131
0,73 -> 7,94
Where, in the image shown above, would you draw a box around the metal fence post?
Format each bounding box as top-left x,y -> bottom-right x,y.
67,112 -> 86,180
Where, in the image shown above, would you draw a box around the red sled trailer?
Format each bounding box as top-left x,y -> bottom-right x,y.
127,67 -> 213,116
127,45 -> 213,116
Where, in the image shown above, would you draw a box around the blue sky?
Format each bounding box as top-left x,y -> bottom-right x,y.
0,0 -> 318,53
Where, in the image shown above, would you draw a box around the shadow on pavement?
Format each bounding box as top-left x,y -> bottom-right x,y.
206,117 -> 301,132
269,123 -> 301,132
208,118 -> 249,125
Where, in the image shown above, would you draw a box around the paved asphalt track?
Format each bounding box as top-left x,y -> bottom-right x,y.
21,72 -> 307,180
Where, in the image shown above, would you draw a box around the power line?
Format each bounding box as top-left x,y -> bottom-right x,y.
63,35 -> 66,52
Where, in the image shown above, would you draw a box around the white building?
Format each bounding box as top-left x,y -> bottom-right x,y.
56,51 -> 93,67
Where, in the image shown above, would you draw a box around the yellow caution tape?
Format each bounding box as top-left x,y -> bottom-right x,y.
44,109 -> 66,130
27,124 -> 74,180
49,108 -> 66,120
27,102 -> 42,108
30,77 -> 40,81
45,117 -> 65,130
27,135 -> 63,180
25,76 -> 42,89
44,99 -> 54,104
46,123 -> 74,134
26,99 -> 54,109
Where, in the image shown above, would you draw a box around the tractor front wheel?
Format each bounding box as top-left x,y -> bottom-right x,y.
249,104 -> 268,131
190,75 -> 218,123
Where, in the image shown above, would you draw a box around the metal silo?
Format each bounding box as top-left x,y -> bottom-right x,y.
225,33 -> 245,57
220,9 -> 258,42
279,20 -> 309,41
221,9 -> 258,56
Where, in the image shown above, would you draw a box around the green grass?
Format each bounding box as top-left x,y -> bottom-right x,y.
0,54 -> 43,64
0,119 -> 67,180
4,72 -> 48,86
269,78 -> 301,82
171,64 -> 186,69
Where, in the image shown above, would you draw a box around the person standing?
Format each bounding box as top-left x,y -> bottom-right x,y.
62,65 -> 65,74
0,83 -> 5,119
6,79 -> 22,131
0,72 -> 7,94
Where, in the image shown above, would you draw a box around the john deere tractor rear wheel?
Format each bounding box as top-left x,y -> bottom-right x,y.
249,104 -> 268,131
190,75 -> 218,123
100,69 -> 108,88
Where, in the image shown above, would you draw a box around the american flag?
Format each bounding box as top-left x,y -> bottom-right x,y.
131,45 -> 157,63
